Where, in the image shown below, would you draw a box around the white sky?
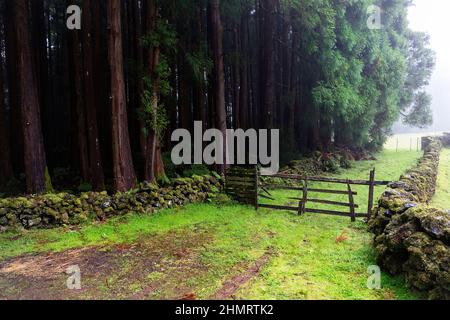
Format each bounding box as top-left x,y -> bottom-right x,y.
407,0 -> 450,132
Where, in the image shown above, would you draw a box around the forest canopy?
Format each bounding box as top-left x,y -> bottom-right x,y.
0,0 -> 435,195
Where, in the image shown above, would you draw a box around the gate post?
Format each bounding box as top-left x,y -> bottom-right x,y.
300,180 -> 308,216
367,169 -> 376,220
255,165 -> 259,210
347,181 -> 356,222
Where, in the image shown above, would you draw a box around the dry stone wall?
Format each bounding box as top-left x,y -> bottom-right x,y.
369,138 -> 450,300
0,175 -> 221,232
441,132 -> 450,147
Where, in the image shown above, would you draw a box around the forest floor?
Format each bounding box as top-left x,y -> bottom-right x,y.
431,148 -> 450,209
0,150 -> 425,300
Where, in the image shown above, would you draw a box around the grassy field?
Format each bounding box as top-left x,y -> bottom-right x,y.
432,148 -> 450,209
0,150 -> 423,300
384,132 -> 443,151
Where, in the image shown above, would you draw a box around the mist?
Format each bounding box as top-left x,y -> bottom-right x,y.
395,0 -> 450,133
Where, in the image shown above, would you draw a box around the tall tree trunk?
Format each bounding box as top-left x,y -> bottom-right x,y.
262,0 -> 277,129
132,0 -> 145,178
144,45 -> 161,182
192,5 -> 207,130
107,0 -> 137,191
142,0 -> 166,182
0,63 -> 13,186
31,0 -> 49,135
13,0 -> 48,194
4,0 -> 23,176
232,23 -> 240,129
239,6 -> 249,129
287,14 -> 297,150
70,29 -> 90,182
178,65 -> 192,131
210,0 -> 227,174
312,104 -> 322,151
82,0 -> 105,190
140,0 -> 156,180
92,0 -> 112,179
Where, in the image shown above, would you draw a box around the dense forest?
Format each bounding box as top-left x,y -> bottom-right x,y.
0,0 -> 435,195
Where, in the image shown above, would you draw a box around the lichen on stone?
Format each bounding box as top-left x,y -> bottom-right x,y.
0,175 -> 223,233
369,137 -> 450,300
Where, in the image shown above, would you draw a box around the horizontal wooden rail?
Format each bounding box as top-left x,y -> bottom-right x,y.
225,181 -> 255,187
226,176 -> 255,182
305,208 -> 368,218
269,173 -> 390,186
225,166 -> 386,221
261,184 -> 357,195
260,185 -> 304,191
225,173 -> 256,179
286,197 -> 359,208
225,190 -> 256,196
258,204 -> 368,218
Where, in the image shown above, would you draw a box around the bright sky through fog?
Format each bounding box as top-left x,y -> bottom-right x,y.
407,0 -> 450,132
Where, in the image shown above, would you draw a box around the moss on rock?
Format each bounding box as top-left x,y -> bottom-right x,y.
369,138 -> 450,299
0,175 -> 222,232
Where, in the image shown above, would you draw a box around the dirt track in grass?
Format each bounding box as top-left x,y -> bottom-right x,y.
0,151 -> 423,300
210,251 -> 273,300
0,228 -> 216,300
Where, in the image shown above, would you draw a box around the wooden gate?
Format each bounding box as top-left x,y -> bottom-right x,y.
224,166 -> 259,207
225,166 -> 391,222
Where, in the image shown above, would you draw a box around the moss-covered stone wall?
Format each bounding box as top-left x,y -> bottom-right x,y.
0,175 -> 221,232
369,138 -> 450,300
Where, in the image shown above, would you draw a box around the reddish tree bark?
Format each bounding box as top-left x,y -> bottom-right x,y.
70,30 -> 89,182
4,0 -> 23,176
31,0 -> 48,123
107,0 -> 137,191
141,0 -> 166,182
0,64 -> 13,186
232,23 -> 241,129
82,0 -> 105,190
262,0 -> 277,129
210,0 -> 227,174
13,0 -> 48,194
287,13 -> 298,149
131,0 -> 144,167
239,6 -> 250,129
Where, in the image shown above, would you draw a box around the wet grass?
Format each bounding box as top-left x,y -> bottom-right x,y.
0,150 -> 423,300
432,148 -> 450,209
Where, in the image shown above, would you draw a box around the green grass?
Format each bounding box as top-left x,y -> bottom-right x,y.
242,149 -> 423,300
384,132 -> 443,150
0,150 -> 423,300
432,148 -> 450,209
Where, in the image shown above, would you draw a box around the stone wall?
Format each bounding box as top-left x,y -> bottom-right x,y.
441,132 -> 450,147
369,138 -> 450,300
0,175 -> 221,232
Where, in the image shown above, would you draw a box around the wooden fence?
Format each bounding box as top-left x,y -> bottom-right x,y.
225,166 -> 391,222
224,166 -> 259,207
